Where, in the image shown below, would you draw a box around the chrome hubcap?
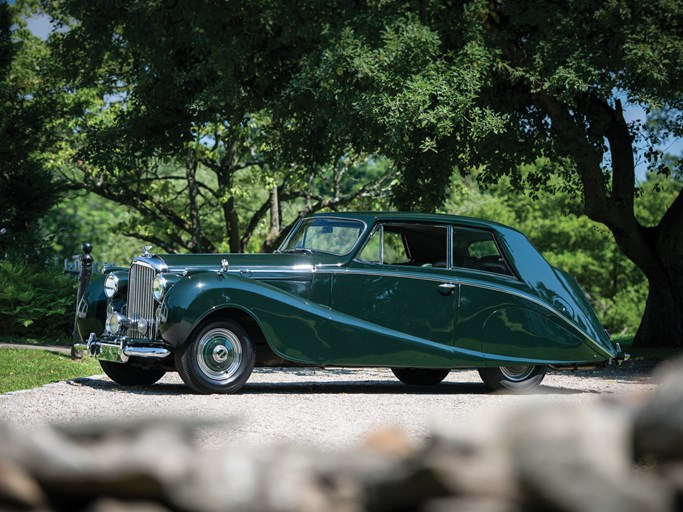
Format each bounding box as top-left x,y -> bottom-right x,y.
213,345 -> 229,363
499,365 -> 535,382
196,328 -> 243,383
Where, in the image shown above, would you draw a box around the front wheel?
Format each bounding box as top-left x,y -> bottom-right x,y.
99,360 -> 166,386
478,364 -> 546,391
175,319 -> 255,394
392,368 -> 450,386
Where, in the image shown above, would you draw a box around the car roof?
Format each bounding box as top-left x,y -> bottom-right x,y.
309,211 -> 523,235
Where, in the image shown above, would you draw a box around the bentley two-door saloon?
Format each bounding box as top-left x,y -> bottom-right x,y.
75,212 -> 625,394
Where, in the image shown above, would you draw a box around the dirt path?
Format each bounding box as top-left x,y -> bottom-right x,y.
0,342 -> 72,354
0,361 -> 658,451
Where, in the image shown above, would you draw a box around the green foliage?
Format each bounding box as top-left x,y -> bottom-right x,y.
40,192 -> 145,265
275,0 -> 682,198
0,260 -> 77,340
0,2 -> 61,262
19,1 -> 398,254
0,349 -> 101,394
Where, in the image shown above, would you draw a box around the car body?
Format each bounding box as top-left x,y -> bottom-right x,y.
75,212 -> 624,393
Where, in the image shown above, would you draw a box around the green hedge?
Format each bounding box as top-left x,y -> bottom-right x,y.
0,260 -> 78,342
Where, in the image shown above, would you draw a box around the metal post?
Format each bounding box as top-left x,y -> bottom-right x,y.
71,242 -> 93,360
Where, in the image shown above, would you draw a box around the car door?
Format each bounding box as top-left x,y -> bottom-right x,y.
326,223 -> 462,367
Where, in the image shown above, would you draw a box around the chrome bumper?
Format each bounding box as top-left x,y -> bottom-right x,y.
611,342 -> 630,366
74,333 -> 171,363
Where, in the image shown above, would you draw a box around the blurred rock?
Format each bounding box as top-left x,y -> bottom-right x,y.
634,356 -> 683,461
504,403 -> 671,512
423,497 -> 519,512
0,459 -> 47,510
3,364 -> 683,512
423,433 -> 517,500
83,498 -> 171,512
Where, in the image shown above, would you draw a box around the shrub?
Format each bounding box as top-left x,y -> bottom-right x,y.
596,284 -> 648,336
0,259 -> 77,341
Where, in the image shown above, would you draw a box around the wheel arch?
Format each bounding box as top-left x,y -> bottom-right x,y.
177,305 -> 292,367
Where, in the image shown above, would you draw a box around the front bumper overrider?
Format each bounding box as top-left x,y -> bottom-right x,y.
74,333 -> 172,363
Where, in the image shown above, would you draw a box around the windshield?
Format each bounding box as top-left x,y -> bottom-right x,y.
279,218 -> 365,256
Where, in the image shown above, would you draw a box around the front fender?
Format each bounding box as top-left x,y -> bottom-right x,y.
159,272 -> 330,364
76,274 -> 107,340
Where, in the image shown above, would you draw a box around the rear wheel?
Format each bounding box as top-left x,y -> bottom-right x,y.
391,368 -> 450,386
478,364 -> 546,391
175,319 -> 255,394
99,360 -> 166,386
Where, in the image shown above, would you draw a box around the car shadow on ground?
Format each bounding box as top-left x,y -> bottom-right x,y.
71,360 -> 657,397
72,376 -> 591,396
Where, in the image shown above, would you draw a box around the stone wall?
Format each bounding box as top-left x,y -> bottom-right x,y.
2,360 -> 682,512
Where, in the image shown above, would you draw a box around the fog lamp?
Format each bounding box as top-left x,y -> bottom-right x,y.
137,318 -> 149,334
106,312 -> 130,334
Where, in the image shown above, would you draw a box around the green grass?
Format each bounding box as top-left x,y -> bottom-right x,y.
0,348 -> 102,394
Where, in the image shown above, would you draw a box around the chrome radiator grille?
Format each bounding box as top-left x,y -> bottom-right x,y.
127,262 -> 156,338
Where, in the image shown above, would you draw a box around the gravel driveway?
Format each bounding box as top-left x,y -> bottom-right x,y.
0,363 -> 658,451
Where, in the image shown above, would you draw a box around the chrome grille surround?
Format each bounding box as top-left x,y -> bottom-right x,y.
126,261 -> 157,338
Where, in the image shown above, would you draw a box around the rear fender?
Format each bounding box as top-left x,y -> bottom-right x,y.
481,307 -> 607,366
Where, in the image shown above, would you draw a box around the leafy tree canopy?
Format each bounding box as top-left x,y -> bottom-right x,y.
0,2 -> 61,262
34,0 -> 683,347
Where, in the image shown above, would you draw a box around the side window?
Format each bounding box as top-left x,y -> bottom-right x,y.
359,229 -> 380,263
358,223 -> 447,267
467,240 -> 500,259
452,228 -> 512,276
358,228 -> 408,263
383,231 -> 409,265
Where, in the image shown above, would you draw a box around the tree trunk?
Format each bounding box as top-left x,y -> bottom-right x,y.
215,163 -> 241,253
185,150 -> 202,252
635,272 -> 683,347
224,196 -> 241,253
538,92 -> 683,348
633,196 -> 683,347
262,186 -> 281,252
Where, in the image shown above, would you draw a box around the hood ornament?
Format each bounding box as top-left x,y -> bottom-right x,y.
142,245 -> 153,257
218,258 -> 229,275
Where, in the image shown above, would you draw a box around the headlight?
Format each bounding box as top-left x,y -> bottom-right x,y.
104,272 -> 127,298
152,275 -> 168,302
104,274 -> 119,298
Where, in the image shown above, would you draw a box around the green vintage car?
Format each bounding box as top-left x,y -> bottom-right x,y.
75,212 -> 625,394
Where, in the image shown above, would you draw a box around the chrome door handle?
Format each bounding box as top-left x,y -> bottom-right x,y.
437,283 -> 457,295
